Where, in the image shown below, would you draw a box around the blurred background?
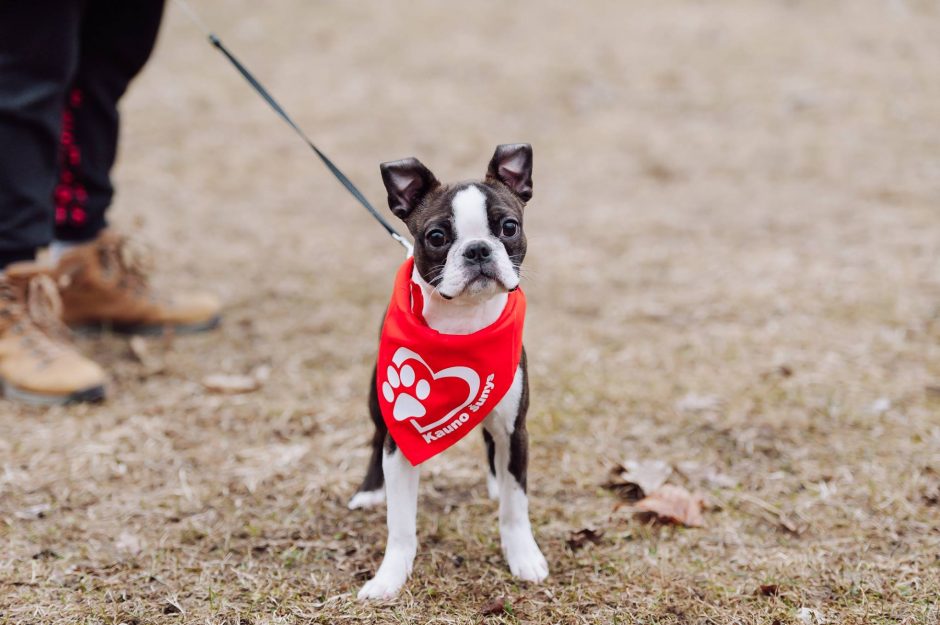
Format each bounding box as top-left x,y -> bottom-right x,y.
2,1 -> 938,622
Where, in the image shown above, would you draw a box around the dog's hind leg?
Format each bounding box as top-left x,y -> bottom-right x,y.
349,365 -> 387,509
358,437 -> 420,600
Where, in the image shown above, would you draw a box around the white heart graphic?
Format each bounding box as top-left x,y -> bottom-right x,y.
387,347 -> 480,434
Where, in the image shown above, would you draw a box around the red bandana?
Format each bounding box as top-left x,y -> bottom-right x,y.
377,257 -> 526,466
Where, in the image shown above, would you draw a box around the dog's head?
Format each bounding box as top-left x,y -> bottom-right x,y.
380,144 -> 533,301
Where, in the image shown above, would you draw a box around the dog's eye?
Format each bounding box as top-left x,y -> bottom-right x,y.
426,229 -> 448,247
501,219 -> 520,238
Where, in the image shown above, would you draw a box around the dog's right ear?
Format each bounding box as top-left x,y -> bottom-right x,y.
380,158 -> 440,219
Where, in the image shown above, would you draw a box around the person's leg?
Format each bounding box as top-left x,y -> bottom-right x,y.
48,0 -> 220,335
0,1 -> 108,403
0,1 -> 83,269
53,0 -> 166,246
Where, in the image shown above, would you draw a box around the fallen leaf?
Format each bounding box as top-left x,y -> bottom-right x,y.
202,374 -> 261,394
758,584 -> 780,596
604,460 -> 672,501
603,473 -> 643,501
566,528 -> 605,551
163,600 -> 183,615
622,460 -> 672,495
481,597 -> 508,616
634,485 -> 705,527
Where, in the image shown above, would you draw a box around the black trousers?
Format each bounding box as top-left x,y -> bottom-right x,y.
0,0 -> 165,268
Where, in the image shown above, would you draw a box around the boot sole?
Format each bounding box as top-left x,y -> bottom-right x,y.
71,315 -> 222,337
1,379 -> 106,406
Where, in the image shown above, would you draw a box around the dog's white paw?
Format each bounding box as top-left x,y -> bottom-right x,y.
357,574 -> 405,601
382,362 -> 431,421
348,489 -> 385,510
502,527 -> 549,582
357,548 -> 413,600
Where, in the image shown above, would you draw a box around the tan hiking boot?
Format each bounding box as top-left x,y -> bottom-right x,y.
53,230 -> 222,335
0,266 -> 107,405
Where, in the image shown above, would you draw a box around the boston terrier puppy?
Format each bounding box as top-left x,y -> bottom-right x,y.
350,144 -> 548,600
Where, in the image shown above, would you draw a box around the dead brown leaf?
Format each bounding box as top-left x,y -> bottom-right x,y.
480,597 -> 508,617
604,459 -> 672,501
634,485 -> 705,527
162,598 -> 183,615
758,584 -> 780,596
566,528 -> 605,551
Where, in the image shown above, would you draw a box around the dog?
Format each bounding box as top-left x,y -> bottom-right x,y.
350,144 -> 548,600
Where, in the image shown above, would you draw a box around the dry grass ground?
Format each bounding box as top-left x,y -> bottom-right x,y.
2,1 -> 939,623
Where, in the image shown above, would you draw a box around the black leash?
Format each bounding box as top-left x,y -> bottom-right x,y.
173,0 -> 413,253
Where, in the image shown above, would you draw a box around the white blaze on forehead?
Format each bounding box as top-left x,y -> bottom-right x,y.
430,182 -> 519,304
451,185 -> 490,240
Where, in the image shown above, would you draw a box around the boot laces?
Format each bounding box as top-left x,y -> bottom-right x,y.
60,234 -> 156,297
0,275 -> 72,362
27,275 -> 71,340
105,236 -> 155,296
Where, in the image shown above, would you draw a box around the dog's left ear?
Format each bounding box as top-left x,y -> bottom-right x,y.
486,143 -> 533,202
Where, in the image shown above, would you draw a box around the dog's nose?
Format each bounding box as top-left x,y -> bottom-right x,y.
462,241 -> 492,262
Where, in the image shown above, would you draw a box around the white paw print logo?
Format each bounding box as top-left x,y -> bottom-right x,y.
383,362 -> 431,421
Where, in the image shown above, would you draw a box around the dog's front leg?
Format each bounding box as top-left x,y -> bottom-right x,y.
357,443 -> 419,600
484,367 -> 549,583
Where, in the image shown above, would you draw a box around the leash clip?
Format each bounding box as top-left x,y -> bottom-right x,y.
392,233 -> 414,257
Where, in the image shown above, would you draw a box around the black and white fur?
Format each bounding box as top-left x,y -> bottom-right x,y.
351,144 -> 547,600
